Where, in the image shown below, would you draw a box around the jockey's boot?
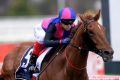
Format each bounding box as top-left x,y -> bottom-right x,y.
28,54 -> 38,72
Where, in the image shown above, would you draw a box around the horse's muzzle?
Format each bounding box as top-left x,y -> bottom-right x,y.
97,49 -> 114,62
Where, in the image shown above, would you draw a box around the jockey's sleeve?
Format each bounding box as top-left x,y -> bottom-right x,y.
44,23 -> 60,47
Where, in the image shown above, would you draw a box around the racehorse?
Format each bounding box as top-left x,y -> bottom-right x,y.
0,10 -> 114,80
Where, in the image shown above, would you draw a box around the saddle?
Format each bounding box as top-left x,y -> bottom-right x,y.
15,46 -> 63,80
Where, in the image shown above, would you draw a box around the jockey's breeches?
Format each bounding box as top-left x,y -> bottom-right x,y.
32,41 -> 43,56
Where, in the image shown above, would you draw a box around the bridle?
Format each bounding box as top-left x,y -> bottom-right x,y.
69,19 -> 112,62
65,19 -> 112,71
70,19 -> 98,52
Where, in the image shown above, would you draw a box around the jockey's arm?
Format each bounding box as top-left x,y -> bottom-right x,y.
44,23 -> 60,47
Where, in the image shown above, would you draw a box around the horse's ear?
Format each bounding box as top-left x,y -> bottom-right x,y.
94,10 -> 100,21
77,13 -> 84,22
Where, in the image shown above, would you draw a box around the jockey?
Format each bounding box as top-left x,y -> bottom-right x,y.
28,7 -> 76,71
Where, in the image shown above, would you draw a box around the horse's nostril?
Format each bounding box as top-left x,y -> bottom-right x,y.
104,50 -> 114,55
104,51 -> 110,55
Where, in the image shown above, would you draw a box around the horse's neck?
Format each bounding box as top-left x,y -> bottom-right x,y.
65,28 -> 88,72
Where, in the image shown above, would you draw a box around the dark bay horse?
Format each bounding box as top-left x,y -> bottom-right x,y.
0,10 -> 114,80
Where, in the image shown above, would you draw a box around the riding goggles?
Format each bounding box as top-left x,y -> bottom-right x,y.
61,19 -> 75,25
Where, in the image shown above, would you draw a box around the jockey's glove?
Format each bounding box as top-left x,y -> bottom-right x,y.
60,38 -> 71,45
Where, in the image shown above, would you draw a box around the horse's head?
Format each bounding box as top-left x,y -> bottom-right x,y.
76,10 -> 114,62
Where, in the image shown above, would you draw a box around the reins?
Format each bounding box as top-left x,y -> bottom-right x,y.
38,46 -> 65,77
70,43 -> 89,52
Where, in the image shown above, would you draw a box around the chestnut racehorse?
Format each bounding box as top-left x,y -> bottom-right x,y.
0,10 -> 114,80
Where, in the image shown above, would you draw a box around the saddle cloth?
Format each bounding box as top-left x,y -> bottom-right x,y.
15,47 -> 52,80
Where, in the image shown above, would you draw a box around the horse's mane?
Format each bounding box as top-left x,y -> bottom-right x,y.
70,10 -> 98,38
80,10 -> 97,20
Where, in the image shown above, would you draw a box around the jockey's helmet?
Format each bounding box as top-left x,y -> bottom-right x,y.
59,7 -> 76,25
59,7 -> 76,20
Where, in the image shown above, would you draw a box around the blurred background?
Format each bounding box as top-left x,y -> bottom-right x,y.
0,0 -> 120,79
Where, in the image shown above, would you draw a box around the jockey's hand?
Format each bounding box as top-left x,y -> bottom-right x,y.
60,38 -> 71,45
